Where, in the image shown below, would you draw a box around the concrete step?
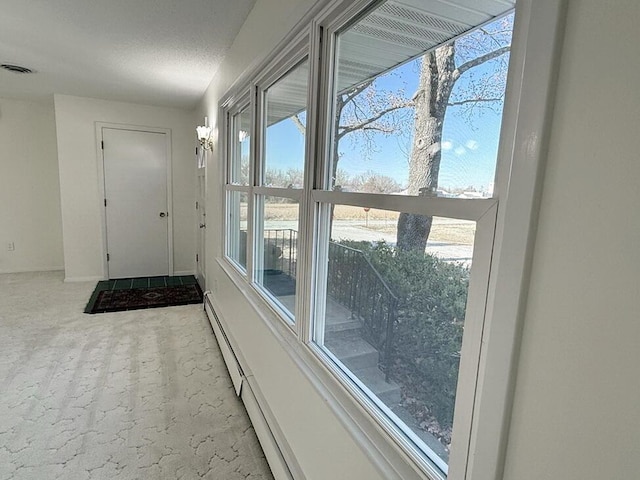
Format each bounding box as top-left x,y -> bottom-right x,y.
325,335 -> 379,371
324,297 -> 362,335
352,366 -> 401,406
325,317 -> 362,334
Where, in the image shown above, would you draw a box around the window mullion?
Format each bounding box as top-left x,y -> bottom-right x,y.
312,190 -> 496,223
296,22 -> 325,342
247,84 -> 260,284
448,202 -> 499,478
223,93 -> 252,272
254,186 -> 303,201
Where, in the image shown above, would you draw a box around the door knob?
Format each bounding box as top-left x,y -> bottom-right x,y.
159,212 -> 166,218
199,223 -> 206,228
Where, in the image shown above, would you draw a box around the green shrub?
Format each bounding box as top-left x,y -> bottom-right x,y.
341,240 -> 469,430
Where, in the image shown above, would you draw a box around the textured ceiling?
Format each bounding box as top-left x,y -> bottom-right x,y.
0,0 -> 256,108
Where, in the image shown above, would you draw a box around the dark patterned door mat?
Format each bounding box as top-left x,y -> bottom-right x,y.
85,275 -> 203,314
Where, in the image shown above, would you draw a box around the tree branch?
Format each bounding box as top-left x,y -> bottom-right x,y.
340,125 -> 396,135
447,97 -> 502,107
453,46 -> 510,80
338,101 -> 413,138
291,114 -> 306,135
341,80 -> 374,105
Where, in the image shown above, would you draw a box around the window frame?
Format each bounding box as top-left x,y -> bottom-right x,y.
305,3 -> 508,473
217,0 -> 566,478
308,197 -> 496,477
223,93 -> 253,275
231,34 -> 312,329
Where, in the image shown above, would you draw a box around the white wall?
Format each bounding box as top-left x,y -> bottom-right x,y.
503,1 -> 640,478
54,95 -> 196,281
200,1 -> 640,479
0,98 -> 64,273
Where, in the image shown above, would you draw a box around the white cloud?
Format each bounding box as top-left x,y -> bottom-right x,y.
465,139 -> 479,151
441,140 -> 453,151
454,146 -> 466,156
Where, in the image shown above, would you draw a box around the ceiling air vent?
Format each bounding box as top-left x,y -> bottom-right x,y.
1,64 -> 33,74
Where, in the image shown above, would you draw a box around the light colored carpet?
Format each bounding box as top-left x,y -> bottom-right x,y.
0,271 -> 273,480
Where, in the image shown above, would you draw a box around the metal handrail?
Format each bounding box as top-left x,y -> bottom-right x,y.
332,243 -> 398,302
244,229 -> 398,379
327,241 -> 397,379
262,228 -> 297,278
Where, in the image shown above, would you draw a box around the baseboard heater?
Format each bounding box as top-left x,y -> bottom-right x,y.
204,292 -> 244,395
204,292 -> 298,480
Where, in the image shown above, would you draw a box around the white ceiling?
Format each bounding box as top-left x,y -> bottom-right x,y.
0,0 -> 256,108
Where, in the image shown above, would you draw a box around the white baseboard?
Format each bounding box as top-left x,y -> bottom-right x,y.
174,270 -> 195,276
241,377 -> 297,480
205,294 -> 244,395
204,293 -> 301,480
0,267 -> 64,275
243,374 -> 306,480
64,275 -> 104,283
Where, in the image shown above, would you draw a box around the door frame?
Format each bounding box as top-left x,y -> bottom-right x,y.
95,122 -> 174,279
195,163 -> 206,290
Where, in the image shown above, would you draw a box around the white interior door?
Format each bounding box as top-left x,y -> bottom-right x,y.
102,127 -> 170,278
195,166 -> 206,288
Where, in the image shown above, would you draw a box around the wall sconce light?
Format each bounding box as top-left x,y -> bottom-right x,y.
196,117 -> 213,151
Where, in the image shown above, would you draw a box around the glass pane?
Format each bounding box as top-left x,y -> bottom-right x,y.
263,59 -> 309,188
230,106 -> 251,185
329,6 -> 514,198
315,204 -> 475,470
227,191 -> 248,269
255,195 -> 300,321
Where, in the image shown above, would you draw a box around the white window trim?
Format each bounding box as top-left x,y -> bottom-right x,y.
223,95 -> 252,275
227,99 -> 252,187
216,0 -> 567,478
454,1 -> 567,478
220,35 -> 315,329
309,198 -> 498,477
252,41 -> 311,329
312,191 -> 495,221
224,189 -> 249,274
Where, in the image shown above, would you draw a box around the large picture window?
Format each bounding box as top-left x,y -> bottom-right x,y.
309,2 -> 513,473
220,0 -> 562,477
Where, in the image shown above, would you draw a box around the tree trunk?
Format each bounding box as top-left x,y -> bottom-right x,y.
397,45 -> 456,253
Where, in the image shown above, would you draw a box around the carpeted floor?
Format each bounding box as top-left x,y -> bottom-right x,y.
0,271 -> 273,480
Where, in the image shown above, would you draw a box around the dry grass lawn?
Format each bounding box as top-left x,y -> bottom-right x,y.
261,203 -> 476,245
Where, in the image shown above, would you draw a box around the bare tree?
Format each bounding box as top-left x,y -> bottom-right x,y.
397,16 -> 512,252
351,170 -> 402,194
331,79 -> 413,186
264,167 -> 304,189
290,15 -> 513,251
294,77 -> 413,187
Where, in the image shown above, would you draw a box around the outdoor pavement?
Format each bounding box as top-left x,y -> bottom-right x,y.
263,219 -> 474,264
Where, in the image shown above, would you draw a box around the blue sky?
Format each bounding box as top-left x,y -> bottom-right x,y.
265,35 -> 510,193
337,57 -> 506,192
